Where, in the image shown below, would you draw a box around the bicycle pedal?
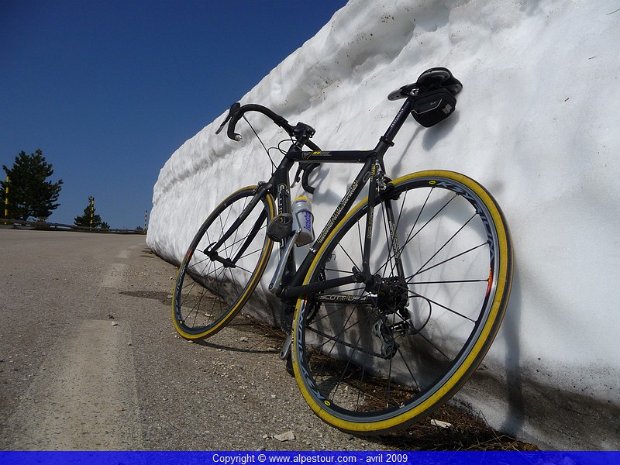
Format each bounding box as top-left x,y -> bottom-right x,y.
267,213 -> 293,241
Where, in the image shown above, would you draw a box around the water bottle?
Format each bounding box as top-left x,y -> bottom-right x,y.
292,194 -> 314,246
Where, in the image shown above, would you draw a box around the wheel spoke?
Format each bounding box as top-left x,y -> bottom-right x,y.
413,242 -> 488,277
294,174 -> 510,432
173,188 -> 273,339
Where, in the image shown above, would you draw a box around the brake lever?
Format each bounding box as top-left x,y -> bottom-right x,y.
292,165 -> 303,187
301,163 -> 320,194
215,102 -> 241,135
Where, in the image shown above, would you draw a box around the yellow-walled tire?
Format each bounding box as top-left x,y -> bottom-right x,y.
292,170 -> 512,433
172,186 -> 275,340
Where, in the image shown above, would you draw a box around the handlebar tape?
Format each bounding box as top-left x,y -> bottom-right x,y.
215,102 -> 241,135
227,104 -> 292,141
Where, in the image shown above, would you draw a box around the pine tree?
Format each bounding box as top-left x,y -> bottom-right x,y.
1,149 -> 63,220
74,196 -> 103,229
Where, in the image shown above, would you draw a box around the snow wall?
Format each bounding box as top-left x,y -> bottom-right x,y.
148,0 -> 620,449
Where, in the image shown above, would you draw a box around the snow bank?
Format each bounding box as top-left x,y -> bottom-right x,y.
148,0 -> 620,449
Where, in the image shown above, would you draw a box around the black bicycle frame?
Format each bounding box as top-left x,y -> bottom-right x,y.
257,97 -> 415,301
277,154 -> 376,300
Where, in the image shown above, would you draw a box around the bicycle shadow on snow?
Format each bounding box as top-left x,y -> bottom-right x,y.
498,262 -> 526,433
389,113 -> 459,176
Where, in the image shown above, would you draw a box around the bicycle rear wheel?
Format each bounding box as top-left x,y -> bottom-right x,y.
173,186 -> 275,339
292,170 -> 512,433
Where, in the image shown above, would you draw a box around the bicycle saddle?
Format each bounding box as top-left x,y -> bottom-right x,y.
387,67 -> 463,100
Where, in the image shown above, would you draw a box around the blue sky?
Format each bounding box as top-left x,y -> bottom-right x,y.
0,0 -> 346,228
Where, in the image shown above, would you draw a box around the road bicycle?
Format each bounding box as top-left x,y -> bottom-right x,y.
171,68 -> 513,434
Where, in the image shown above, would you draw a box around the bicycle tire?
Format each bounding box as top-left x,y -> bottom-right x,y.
292,170 -> 512,433
172,185 -> 275,340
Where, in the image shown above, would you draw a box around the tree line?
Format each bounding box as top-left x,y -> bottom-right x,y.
1,149 -> 110,229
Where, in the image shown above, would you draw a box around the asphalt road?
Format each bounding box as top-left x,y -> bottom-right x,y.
0,229 -> 530,451
0,229 -> 391,450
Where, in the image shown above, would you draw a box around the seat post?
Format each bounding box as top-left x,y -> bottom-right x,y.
375,98 -> 414,155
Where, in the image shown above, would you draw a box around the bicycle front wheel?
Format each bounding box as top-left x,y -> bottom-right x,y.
173,185 -> 275,340
292,170 -> 512,433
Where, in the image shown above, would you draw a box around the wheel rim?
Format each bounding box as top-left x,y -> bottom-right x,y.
294,174 -> 507,427
174,189 -> 273,336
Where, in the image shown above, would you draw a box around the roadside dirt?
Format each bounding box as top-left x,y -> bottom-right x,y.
213,316 -> 537,451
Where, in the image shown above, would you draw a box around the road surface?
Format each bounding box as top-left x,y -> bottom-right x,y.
0,228 -> 526,451
0,229 -> 390,450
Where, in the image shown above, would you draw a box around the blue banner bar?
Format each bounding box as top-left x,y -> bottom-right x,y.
0,451 -> 618,465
